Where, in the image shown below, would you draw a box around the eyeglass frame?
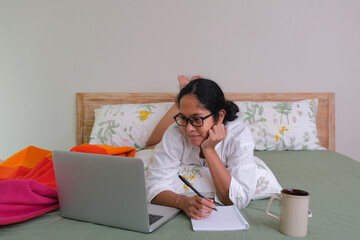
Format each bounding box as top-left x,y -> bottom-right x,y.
173,113 -> 214,127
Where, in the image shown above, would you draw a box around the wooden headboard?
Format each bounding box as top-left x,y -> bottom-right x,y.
76,92 -> 335,151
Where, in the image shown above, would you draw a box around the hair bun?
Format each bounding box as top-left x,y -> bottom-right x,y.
224,101 -> 239,122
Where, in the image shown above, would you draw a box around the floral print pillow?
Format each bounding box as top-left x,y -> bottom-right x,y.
170,157 -> 282,200
235,99 -> 325,151
138,149 -> 282,200
89,102 -> 173,150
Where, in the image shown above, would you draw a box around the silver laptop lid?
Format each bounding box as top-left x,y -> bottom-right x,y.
53,150 -> 150,232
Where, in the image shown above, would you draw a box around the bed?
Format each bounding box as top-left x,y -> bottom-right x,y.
2,92 -> 360,240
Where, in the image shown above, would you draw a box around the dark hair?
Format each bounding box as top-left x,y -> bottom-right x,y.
176,78 -> 239,124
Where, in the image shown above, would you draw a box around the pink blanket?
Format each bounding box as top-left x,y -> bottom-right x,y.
0,179 -> 59,225
0,144 -> 136,225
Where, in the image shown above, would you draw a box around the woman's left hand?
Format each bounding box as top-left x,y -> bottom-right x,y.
201,123 -> 227,150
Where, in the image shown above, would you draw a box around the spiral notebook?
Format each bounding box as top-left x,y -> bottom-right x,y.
191,205 -> 249,231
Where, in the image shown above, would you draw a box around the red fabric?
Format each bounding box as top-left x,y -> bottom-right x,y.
0,144 -> 136,225
70,143 -> 136,157
0,146 -> 52,181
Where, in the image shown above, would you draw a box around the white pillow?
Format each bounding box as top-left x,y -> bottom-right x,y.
174,165 -> 215,198
135,148 -> 155,171
89,102 -> 173,150
170,156 -> 282,200
235,99 -> 325,150
138,149 -> 281,200
252,156 -> 282,200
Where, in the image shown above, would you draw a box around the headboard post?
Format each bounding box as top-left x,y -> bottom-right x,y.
76,93 -> 85,146
328,93 -> 335,151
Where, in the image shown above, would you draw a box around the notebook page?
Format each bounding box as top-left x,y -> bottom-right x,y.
191,205 -> 249,231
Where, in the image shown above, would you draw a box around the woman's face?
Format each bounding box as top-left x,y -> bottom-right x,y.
178,95 -> 220,146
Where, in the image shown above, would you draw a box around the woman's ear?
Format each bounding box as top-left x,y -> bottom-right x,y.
217,109 -> 226,124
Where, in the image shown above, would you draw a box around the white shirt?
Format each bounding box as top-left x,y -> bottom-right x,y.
146,120 -> 257,209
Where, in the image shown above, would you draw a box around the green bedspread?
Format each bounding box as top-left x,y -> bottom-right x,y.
1,150 -> 359,240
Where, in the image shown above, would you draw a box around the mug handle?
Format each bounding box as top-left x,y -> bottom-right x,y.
265,194 -> 281,221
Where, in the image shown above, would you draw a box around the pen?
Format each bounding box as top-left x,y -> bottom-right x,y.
178,175 -> 217,211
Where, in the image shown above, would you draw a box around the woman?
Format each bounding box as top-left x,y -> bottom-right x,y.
146,77 -> 257,220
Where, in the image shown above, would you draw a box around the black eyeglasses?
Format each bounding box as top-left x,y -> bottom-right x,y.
173,113 -> 213,127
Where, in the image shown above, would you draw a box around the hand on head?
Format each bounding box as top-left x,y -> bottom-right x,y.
201,123 -> 227,150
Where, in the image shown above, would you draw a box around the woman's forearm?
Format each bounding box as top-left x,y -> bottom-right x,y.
202,148 -> 232,205
150,190 -> 183,208
145,104 -> 178,148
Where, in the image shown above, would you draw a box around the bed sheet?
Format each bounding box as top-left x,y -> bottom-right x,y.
1,150 -> 359,240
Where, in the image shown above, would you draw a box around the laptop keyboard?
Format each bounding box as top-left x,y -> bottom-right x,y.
149,214 -> 164,225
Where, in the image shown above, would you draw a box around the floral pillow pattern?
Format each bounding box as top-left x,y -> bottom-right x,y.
235,99 -> 325,151
252,156 -> 282,199
89,102 -> 174,150
89,99 -> 323,151
138,149 -> 282,200
171,157 -> 282,200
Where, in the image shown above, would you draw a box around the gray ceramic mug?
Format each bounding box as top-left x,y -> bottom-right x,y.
266,189 -> 310,237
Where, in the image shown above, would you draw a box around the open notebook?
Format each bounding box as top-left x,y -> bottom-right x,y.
191,205 -> 249,231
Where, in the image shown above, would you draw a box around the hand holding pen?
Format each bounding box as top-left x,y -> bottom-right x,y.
178,175 -> 217,212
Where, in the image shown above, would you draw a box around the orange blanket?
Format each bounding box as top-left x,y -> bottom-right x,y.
0,144 -> 136,225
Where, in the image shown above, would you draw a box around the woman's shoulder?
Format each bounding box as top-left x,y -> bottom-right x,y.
154,123 -> 191,157
225,120 -> 254,141
161,123 -> 186,143
226,120 -> 249,132
164,122 -> 184,135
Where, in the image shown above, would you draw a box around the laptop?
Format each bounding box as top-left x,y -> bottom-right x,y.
52,150 -> 180,233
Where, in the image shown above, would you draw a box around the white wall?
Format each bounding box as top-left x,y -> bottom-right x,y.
1,0 -> 359,161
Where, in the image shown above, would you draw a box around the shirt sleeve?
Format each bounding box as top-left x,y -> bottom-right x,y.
146,124 -> 185,202
215,123 -> 257,209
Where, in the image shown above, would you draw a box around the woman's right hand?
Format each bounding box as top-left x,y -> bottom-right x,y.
178,195 -> 215,220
